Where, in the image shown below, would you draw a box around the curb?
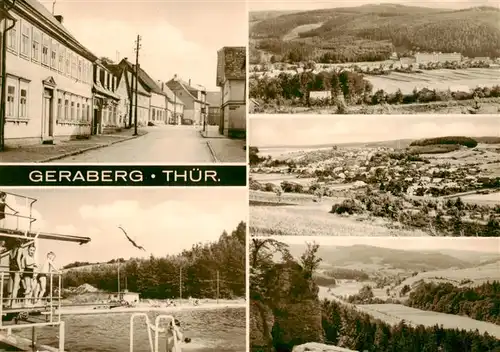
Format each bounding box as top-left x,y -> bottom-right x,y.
205,141 -> 219,163
38,132 -> 145,163
198,130 -> 226,139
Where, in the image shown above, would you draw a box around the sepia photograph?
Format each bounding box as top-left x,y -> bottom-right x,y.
250,235 -> 500,352
248,0 -> 500,115
0,0 -> 246,163
249,115 -> 500,237
0,188 -> 246,351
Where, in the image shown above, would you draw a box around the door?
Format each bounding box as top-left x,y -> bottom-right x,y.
92,108 -> 100,135
42,88 -> 54,141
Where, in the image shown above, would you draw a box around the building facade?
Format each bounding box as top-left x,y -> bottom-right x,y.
216,46 -> 246,138
166,75 -> 208,125
415,52 -> 462,65
116,59 -> 151,126
157,80 -> 184,125
206,91 -> 221,125
1,0 -> 97,146
92,59 -> 120,134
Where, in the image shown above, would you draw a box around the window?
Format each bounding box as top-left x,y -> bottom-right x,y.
19,88 -> 27,118
51,41 -> 58,68
57,96 -> 62,119
7,22 -> 17,52
6,85 -> 16,117
64,98 -> 69,119
71,99 -> 75,120
83,62 -> 87,83
71,53 -> 77,78
77,102 -> 81,120
59,46 -> 65,73
42,35 -> 49,65
21,22 -> 30,57
32,29 -> 40,61
78,58 -> 82,81
86,102 -> 91,122
66,51 -> 71,75
82,103 -> 86,120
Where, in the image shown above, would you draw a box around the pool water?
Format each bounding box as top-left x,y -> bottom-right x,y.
19,308 -> 245,352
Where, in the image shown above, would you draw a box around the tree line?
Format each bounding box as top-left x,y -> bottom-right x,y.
407,281 -> 500,325
63,222 -> 246,299
250,69 -> 500,109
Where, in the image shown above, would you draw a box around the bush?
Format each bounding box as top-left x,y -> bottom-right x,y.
330,199 -> 363,215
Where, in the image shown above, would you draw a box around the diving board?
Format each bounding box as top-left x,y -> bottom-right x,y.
0,228 -> 91,245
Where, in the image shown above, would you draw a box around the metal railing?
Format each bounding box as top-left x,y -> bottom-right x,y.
129,313 -> 179,352
0,191 -> 38,232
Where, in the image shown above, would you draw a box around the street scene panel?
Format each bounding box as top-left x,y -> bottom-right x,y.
0,188 -> 247,351
248,1 -> 500,115
250,235 -> 500,351
249,115 -> 500,237
0,0 -> 246,163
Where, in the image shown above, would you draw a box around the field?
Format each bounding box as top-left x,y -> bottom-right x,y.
282,22 -> 323,41
393,262 -> 500,293
461,192 -> 500,205
357,304 -> 500,338
365,68 -> 500,95
250,190 -> 429,237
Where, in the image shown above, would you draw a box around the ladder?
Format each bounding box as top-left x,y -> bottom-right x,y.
129,313 -> 181,352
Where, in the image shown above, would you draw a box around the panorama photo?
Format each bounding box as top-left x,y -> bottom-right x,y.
248,0 -> 500,115
249,115 -> 500,237
250,236 -> 500,352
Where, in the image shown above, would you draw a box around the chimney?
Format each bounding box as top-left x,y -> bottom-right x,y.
188,79 -> 191,86
161,82 -> 164,91
174,74 -> 177,80
54,15 -> 64,24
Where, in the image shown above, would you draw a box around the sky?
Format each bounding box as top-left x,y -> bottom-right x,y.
250,115 -> 500,147
40,0 -> 247,91
1,188 -> 247,266
249,0 -> 499,12
262,236 -> 500,254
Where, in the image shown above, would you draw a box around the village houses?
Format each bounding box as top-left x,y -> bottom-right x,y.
0,0 -> 192,148
216,46 -> 246,138
166,75 -> 208,126
0,0 -> 96,146
92,58 -> 120,134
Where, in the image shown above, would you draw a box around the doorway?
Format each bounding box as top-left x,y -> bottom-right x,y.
41,88 -> 54,143
92,108 -> 101,135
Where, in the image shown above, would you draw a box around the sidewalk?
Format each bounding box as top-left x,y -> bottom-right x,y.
0,128 -> 147,163
200,126 -> 246,163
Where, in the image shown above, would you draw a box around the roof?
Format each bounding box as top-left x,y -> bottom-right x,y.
206,91 -> 221,107
217,47 -> 246,86
0,5 -> 15,21
18,0 -> 97,61
93,82 -> 120,100
166,78 -> 207,105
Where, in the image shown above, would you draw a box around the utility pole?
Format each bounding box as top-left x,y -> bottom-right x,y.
117,263 -> 120,298
173,94 -> 177,125
216,270 -> 219,304
0,1 -> 17,152
179,266 -> 183,305
133,35 -> 141,136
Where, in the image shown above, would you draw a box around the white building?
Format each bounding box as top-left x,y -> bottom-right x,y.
216,46 -> 246,138
0,1 -> 97,146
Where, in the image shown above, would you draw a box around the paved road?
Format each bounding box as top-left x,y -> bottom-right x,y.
57,125 -> 214,163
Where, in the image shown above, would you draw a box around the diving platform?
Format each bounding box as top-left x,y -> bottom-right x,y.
0,190 -> 92,351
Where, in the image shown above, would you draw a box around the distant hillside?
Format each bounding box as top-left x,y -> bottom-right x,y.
287,244 -> 473,271
250,4 -> 500,63
249,10 -> 299,23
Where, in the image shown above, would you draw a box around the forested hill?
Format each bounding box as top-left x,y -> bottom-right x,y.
250,5 -> 500,62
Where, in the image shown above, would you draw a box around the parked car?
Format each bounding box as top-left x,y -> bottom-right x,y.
182,119 -> 194,125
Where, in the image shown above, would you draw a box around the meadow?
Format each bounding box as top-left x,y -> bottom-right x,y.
357,304 -> 500,339
250,190 -> 429,237
365,68 -> 500,94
